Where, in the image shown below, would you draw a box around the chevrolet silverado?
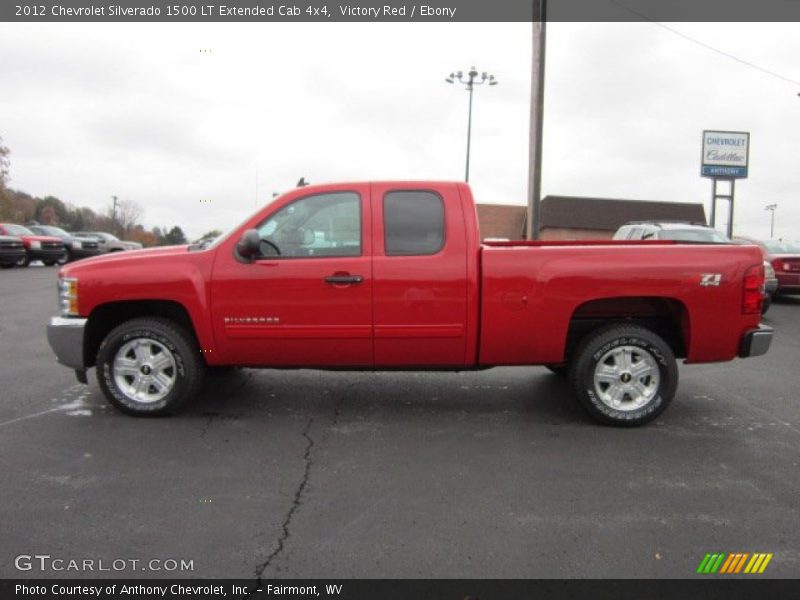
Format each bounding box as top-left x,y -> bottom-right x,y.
46,181 -> 772,426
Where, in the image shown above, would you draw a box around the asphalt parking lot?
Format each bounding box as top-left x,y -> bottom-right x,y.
0,265 -> 798,579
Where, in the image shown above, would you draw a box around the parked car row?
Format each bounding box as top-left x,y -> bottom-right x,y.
613,221 -> 800,314
0,223 -> 143,268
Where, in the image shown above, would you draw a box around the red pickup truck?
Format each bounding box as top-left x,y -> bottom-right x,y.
46,181 -> 772,426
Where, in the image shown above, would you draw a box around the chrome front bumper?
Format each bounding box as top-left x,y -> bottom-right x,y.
47,316 -> 87,370
739,325 -> 774,358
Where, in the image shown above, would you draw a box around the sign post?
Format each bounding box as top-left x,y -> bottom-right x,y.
701,130 -> 749,238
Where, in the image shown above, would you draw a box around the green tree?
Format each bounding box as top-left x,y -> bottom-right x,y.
197,229 -> 222,242
163,226 -> 187,245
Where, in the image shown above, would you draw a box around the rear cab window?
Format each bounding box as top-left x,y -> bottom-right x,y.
383,191 -> 445,256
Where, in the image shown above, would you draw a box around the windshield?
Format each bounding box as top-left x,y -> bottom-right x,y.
658,229 -> 730,243
762,239 -> 800,254
2,224 -> 34,236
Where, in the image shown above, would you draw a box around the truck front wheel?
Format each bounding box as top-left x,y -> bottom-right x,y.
96,317 -> 204,416
569,325 -> 677,427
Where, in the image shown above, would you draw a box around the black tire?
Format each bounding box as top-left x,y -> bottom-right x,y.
569,324 -> 678,427
42,260 -> 56,266
15,254 -> 29,267
1,263 -> 14,269
96,317 -> 205,416
57,252 -> 69,265
544,364 -> 568,377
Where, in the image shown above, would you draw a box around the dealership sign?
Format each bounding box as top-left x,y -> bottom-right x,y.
701,130 -> 749,178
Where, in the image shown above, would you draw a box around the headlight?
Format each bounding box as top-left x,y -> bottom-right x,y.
30,240 -> 41,249
71,240 -> 82,249
58,277 -> 79,316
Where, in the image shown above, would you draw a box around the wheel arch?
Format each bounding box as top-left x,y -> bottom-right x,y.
84,300 -> 205,368
564,296 -> 690,363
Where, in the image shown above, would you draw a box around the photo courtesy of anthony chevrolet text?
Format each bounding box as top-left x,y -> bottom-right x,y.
1,1 -> 799,599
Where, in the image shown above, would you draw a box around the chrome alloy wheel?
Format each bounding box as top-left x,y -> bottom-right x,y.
113,338 -> 177,404
592,345 -> 660,411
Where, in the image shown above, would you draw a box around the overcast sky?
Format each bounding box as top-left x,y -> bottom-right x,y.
0,21 -> 798,240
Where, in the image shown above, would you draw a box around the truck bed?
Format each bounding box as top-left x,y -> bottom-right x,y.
478,241 -> 764,366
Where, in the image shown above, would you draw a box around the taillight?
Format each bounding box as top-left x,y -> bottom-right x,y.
781,260 -> 800,272
742,264 -> 764,315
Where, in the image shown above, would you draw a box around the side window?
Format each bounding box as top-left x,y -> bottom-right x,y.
256,192 -> 361,258
383,191 -> 445,256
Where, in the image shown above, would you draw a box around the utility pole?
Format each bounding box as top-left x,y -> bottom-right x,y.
527,0 -> 547,239
111,195 -> 119,234
765,203 -> 777,238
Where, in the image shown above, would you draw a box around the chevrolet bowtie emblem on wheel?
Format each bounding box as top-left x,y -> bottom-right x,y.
697,552 -> 773,574
700,273 -> 722,286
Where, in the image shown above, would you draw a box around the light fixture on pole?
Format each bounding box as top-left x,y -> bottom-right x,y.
765,203 -> 777,238
446,66 -> 498,182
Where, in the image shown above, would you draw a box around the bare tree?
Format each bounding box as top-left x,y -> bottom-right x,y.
108,198 -> 143,234
0,135 -> 10,191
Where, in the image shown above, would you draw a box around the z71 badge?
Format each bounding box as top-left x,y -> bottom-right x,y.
700,273 -> 722,287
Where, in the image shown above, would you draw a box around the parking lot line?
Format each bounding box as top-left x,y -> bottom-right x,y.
0,406 -> 73,428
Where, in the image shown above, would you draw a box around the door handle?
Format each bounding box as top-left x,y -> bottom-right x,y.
325,274 -> 364,285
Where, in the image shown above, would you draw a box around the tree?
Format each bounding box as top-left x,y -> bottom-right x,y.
38,205 -> 57,225
64,205 -> 98,231
35,196 -> 69,225
3,189 -> 36,223
0,137 -> 10,219
197,229 -> 222,242
108,198 -> 143,235
127,226 -> 158,247
0,136 -> 9,191
162,226 -> 187,245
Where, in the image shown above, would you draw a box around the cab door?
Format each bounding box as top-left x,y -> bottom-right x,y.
370,182 -> 469,366
211,185 -> 373,366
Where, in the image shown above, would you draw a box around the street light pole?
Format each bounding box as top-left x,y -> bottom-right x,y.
465,82 -> 474,182
765,203 -> 777,238
446,67 -> 498,183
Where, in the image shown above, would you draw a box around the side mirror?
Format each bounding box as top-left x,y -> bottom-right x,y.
236,229 -> 261,260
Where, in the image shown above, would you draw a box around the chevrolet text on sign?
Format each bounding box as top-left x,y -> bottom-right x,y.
701,130 -> 749,178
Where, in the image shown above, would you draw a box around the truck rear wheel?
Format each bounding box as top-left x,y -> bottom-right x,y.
569,325 -> 677,427
96,317 -> 204,416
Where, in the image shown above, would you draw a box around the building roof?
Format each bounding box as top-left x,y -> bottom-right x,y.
476,204 -> 527,240
540,195 -> 707,232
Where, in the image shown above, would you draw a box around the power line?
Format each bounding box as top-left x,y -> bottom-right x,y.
609,0 -> 800,88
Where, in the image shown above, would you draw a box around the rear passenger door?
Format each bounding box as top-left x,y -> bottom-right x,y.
370,183 -> 469,366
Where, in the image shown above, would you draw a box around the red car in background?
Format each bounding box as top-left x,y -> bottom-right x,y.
735,236 -> 800,295
0,223 -> 66,267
